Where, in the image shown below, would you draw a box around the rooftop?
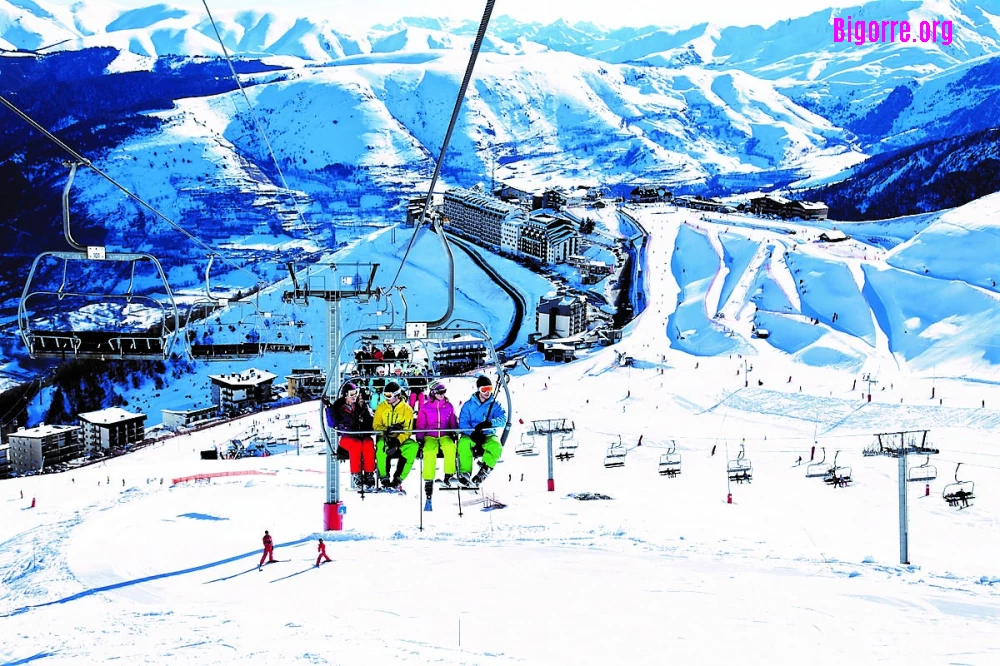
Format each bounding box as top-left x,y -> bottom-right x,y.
78,407 -> 147,426
11,423 -> 81,438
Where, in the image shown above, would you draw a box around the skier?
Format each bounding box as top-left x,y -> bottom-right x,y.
372,381 -> 418,489
415,379 -> 458,508
456,375 -> 508,488
325,382 -> 376,491
258,530 -> 276,570
408,364 -> 429,412
367,365 -> 388,411
315,538 -> 332,567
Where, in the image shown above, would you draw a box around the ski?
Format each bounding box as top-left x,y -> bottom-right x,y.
437,483 -> 479,492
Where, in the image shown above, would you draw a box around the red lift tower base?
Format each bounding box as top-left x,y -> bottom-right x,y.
324,502 -> 344,531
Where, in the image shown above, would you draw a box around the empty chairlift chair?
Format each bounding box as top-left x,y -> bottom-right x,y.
942,463 -> 975,509
516,432 -> 539,456
727,442 -> 752,483
658,440 -> 681,477
805,447 -> 833,478
19,163 -> 180,361
604,436 -> 627,468
556,432 -> 578,460
907,455 -> 937,483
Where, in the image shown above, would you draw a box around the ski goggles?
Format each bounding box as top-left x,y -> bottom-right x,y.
383,390 -> 400,400
432,386 -> 447,395
345,389 -> 360,398
478,386 -> 493,395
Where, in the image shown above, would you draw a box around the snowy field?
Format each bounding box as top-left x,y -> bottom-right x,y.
3,202 -> 1000,664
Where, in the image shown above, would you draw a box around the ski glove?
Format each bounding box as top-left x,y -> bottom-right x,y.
385,424 -> 403,437
474,420 -> 491,432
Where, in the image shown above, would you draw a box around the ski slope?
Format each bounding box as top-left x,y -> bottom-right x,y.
4,202 -> 1000,665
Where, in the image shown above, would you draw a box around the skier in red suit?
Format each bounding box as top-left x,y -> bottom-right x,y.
315,538 -> 332,567
258,530 -> 276,570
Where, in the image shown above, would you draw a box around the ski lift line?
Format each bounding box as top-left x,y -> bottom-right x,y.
388,0 -> 495,294
0,94 -> 258,282
200,0 -> 319,245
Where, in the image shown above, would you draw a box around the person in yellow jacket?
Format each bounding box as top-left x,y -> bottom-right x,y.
371,381 -> 418,489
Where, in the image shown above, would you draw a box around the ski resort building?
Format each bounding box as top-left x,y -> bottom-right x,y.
7,423 -> 82,474
285,368 -> 326,399
536,293 -> 588,340
443,187 -> 526,250
0,444 -> 10,478
78,407 -> 147,453
161,404 -> 219,431
519,212 -> 580,264
209,369 -> 277,414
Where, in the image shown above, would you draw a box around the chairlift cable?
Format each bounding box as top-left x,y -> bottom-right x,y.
200,0 -> 320,246
0,93 -> 259,282
387,0 -> 495,295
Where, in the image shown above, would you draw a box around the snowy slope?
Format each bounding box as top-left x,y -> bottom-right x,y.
3,200 -> 1000,665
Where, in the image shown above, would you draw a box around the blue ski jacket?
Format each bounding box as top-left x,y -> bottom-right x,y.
458,392 -> 507,436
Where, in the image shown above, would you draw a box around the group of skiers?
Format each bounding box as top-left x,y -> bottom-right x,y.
353,343 -> 410,375
259,531 -> 332,569
323,373 -> 507,504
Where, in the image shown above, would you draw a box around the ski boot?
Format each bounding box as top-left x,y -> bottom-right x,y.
457,472 -> 474,488
439,473 -> 454,489
378,475 -> 392,490
472,463 -> 492,486
362,472 -> 377,493
424,480 -> 434,511
350,473 -> 362,490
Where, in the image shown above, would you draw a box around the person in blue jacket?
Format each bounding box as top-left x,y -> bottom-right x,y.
456,375 -> 507,487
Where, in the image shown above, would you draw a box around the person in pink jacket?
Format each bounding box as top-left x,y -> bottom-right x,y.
415,379 -> 458,501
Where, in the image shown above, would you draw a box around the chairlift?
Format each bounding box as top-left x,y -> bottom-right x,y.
658,440 -> 681,477
727,441 -> 752,483
604,436 -> 627,468
805,447 -> 833,478
907,455 -> 938,483
823,450 -> 852,487
942,462 -> 975,509
184,257 -> 268,360
18,162 -> 180,360
516,432 -> 539,456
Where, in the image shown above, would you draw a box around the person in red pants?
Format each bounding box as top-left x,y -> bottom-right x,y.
258,530 -> 276,570
325,382 -> 377,492
315,538 -> 332,567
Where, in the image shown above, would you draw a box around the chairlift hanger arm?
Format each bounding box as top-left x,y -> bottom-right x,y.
0,93 -> 258,283
388,0 -> 496,318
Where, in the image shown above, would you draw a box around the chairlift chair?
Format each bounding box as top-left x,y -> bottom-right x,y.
823,450 -> 852,486
727,441 -> 753,483
658,440 -> 681,477
321,321 -> 514,480
604,436 -> 627,468
942,463 -> 975,509
907,455 -> 938,483
806,447 -> 833,478
18,163 -> 180,361
516,432 -> 539,456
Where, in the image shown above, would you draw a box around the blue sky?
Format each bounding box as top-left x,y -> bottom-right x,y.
47,0 -> 858,31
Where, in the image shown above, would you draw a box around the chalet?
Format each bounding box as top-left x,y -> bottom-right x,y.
749,195 -> 790,217
818,229 -> 849,242
750,195 -> 829,220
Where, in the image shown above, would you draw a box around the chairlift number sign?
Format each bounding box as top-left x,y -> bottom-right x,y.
406,322 -> 427,339
86,246 -> 106,260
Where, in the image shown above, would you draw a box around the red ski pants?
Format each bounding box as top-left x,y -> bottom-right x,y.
341,436 -> 376,474
259,546 -> 275,567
